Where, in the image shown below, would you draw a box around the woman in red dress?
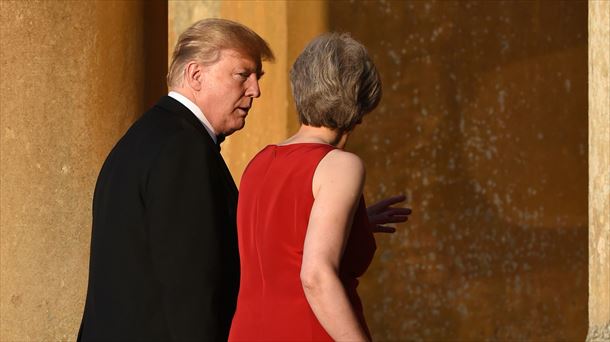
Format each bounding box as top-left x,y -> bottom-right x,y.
229,33 -> 406,341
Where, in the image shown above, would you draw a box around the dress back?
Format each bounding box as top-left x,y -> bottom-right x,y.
229,143 -> 376,341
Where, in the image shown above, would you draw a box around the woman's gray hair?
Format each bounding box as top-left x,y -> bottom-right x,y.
167,18 -> 274,88
290,33 -> 382,131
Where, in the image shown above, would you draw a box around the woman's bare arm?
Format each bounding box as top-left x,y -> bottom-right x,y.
300,149 -> 369,341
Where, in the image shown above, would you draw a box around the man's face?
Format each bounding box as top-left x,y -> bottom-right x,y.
195,49 -> 262,136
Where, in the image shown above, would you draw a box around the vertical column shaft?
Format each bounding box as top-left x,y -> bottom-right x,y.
588,0 -> 610,340
0,1 -> 166,340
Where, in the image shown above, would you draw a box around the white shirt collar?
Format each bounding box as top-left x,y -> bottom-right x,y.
168,91 -> 217,144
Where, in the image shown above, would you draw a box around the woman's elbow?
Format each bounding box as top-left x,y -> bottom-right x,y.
300,269 -> 319,293
300,265 -> 335,294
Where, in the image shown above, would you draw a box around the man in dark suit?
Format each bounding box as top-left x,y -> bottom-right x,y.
78,19 -> 274,341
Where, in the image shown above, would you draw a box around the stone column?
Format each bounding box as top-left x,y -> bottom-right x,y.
168,0 -> 328,184
587,0 -> 610,341
0,1 -> 166,340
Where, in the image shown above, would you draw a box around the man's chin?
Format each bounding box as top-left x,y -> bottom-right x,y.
224,119 -> 246,136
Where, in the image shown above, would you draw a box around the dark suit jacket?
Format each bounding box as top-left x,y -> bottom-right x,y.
78,96 -> 239,341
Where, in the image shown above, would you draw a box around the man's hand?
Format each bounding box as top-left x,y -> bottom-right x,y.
367,194 -> 411,233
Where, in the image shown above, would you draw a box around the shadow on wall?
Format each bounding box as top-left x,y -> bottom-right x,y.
331,1 -> 588,340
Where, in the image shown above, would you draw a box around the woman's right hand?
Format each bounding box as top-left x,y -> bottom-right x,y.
367,194 -> 412,233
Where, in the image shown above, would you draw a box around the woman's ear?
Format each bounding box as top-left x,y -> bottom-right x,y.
184,61 -> 203,91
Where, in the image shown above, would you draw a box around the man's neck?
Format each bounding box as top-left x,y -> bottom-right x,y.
167,89 -> 218,144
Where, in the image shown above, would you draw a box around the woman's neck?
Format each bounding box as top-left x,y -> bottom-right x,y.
280,125 -> 348,148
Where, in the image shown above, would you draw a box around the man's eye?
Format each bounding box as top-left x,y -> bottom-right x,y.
238,72 -> 250,79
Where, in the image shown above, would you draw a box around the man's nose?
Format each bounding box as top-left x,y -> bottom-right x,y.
245,75 -> 261,98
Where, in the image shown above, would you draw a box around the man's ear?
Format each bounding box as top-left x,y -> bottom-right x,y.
184,61 -> 204,91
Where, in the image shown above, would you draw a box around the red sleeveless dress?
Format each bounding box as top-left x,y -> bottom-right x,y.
229,143 -> 377,341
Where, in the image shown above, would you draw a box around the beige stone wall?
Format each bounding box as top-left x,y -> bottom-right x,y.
0,1 -> 166,340
329,1 -> 589,340
588,0 -> 610,340
0,1 -> 599,340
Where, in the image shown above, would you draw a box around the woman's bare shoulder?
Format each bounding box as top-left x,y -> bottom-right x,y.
313,149 -> 365,196
319,149 -> 364,174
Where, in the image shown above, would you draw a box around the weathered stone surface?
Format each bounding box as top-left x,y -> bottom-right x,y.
0,1 -> 166,340
1,1 -> 600,341
588,0 -> 610,340
329,1 -> 588,340
587,322 -> 610,342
